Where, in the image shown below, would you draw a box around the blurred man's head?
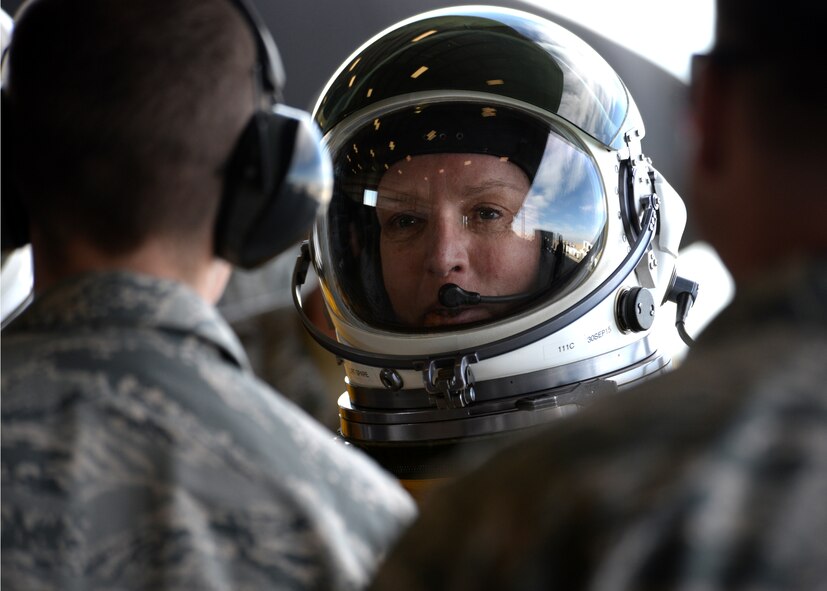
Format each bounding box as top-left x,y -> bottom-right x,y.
690,0 -> 827,281
5,0 -> 257,275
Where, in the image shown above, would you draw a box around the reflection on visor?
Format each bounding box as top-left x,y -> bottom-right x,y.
374,156 -> 536,242
322,104 -> 607,332
315,9 -> 637,150
374,153 -> 541,327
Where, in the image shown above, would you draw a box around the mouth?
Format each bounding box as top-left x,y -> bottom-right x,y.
422,305 -> 493,327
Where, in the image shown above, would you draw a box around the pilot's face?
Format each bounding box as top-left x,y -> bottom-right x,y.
376,153 -> 540,327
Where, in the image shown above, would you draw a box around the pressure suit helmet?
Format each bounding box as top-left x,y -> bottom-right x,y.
293,5 -> 696,491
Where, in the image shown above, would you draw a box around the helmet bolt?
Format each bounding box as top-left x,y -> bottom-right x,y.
380,368 -> 404,391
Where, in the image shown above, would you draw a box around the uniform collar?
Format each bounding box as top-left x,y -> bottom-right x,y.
6,270 -> 251,370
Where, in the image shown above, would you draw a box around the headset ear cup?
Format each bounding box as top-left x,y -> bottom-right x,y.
1,90 -> 31,252
215,110 -> 295,267
215,106 -> 331,269
222,105 -> 333,269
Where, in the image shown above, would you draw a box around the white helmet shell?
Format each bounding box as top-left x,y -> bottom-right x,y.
293,6 -> 689,470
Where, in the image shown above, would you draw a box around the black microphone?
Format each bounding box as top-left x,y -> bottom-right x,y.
438,283 -> 537,308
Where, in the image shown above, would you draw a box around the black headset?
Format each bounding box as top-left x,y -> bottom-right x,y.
1,0 -> 330,269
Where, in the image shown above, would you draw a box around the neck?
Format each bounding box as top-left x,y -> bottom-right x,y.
32,235 -> 231,304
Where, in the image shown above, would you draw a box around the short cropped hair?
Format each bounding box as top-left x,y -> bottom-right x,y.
5,0 -> 257,258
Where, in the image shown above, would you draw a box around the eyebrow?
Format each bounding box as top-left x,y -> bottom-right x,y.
462,179 -> 526,197
377,178 -> 525,206
376,190 -> 420,209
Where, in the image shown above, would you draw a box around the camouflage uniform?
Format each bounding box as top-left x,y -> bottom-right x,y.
1,271 -> 416,591
370,259 -> 827,591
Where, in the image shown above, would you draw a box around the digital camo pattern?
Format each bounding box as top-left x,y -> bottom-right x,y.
370,259 -> 827,591
1,271 -> 416,591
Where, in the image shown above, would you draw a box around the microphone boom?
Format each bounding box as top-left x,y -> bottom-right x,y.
439,283 -> 535,308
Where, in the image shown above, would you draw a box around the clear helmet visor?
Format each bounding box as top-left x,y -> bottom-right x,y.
318,102 -> 608,333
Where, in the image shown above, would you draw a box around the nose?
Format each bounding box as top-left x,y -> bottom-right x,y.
425,213 -> 470,277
